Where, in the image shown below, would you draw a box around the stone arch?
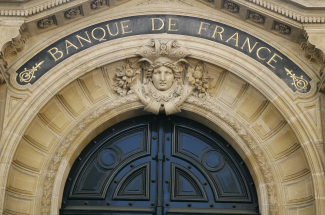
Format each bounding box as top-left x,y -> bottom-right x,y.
0,13 -> 324,215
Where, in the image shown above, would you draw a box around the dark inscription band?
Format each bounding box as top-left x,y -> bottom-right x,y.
16,15 -> 311,93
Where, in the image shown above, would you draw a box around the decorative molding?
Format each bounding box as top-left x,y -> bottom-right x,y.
224,1 -> 239,13
319,72 -> 325,92
301,28 -> 325,78
0,73 -> 5,85
297,97 -> 322,141
0,0 -> 323,26
0,24 -> 28,70
1,31 -> 29,62
64,7 -> 80,19
90,0 -> 104,9
112,59 -> 141,97
248,11 -> 265,24
41,94 -> 140,215
112,39 -> 213,115
0,0 -> 74,17
274,22 -> 291,34
37,16 -> 56,29
185,95 -> 278,215
246,0 -> 325,24
300,40 -> 324,66
137,0 -> 193,6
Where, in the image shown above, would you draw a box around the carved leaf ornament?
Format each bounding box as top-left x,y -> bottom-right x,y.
113,39 -> 212,115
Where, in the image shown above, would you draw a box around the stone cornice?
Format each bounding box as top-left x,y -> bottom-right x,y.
0,0 -> 74,17
245,0 -> 325,23
0,0 -> 324,25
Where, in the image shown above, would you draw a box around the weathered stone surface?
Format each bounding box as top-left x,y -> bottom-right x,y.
0,1 -> 324,215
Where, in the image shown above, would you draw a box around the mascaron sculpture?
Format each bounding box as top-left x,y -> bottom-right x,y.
113,39 -> 211,115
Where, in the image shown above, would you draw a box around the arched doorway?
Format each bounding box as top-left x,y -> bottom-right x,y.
60,115 -> 259,215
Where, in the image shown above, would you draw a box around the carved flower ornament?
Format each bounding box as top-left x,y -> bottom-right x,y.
112,39 -> 213,115
113,60 -> 141,96
186,62 -> 210,98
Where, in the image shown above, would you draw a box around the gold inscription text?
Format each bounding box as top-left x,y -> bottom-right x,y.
91,27 -> 107,41
198,22 -> 210,35
65,40 -> 79,54
48,47 -> 63,61
226,32 -> 239,47
120,20 -> 133,34
151,18 -> 164,31
256,47 -> 271,60
212,25 -> 224,40
106,23 -> 119,36
241,37 -> 258,53
267,53 -> 283,69
76,31 -> 92,47
168,18 -> 178,31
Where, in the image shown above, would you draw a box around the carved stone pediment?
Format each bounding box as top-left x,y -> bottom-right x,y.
112,39 -> 213,115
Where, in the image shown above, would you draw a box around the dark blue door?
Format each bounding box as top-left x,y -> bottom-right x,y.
60,115 -> 260,215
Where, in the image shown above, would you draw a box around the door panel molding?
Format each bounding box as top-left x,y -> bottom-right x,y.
60,115 -> 260,215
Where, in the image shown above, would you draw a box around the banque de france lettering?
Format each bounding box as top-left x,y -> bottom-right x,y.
48,18 -> 281,70
16,15 -> 311,93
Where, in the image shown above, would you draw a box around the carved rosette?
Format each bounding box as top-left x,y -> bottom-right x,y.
249,12 -> 265,24
37,16 -> 56,29
274,22 -> 291,34
224,1 -> 239,13
64,7 -> 80,19
112,39 -> 214,115
91,0 -> 104,9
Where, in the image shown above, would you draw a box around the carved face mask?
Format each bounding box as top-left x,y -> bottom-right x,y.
152,66 -> 175,91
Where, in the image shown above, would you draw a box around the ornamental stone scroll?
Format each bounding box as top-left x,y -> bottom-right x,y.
111,39 -> 213,115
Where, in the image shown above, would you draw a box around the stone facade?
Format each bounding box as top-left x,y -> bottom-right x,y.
0,0 -> 324,215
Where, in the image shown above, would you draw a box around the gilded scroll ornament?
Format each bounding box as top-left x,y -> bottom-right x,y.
285,67 -> 309,91
19,61 -> 44,83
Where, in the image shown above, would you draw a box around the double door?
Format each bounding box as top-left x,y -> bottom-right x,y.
60,115 -> 260,215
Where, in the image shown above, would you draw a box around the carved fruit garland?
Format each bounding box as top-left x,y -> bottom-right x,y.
113,60 -> 141,96
186,61 -> 210,98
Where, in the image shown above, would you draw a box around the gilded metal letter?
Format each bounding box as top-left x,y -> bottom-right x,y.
47,47 -> 64,61
120,20 -> 133,34
256,47 -> 271,60
168,18 -> 178,31
198,22 -> 210,35
151,18 -> 164,31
